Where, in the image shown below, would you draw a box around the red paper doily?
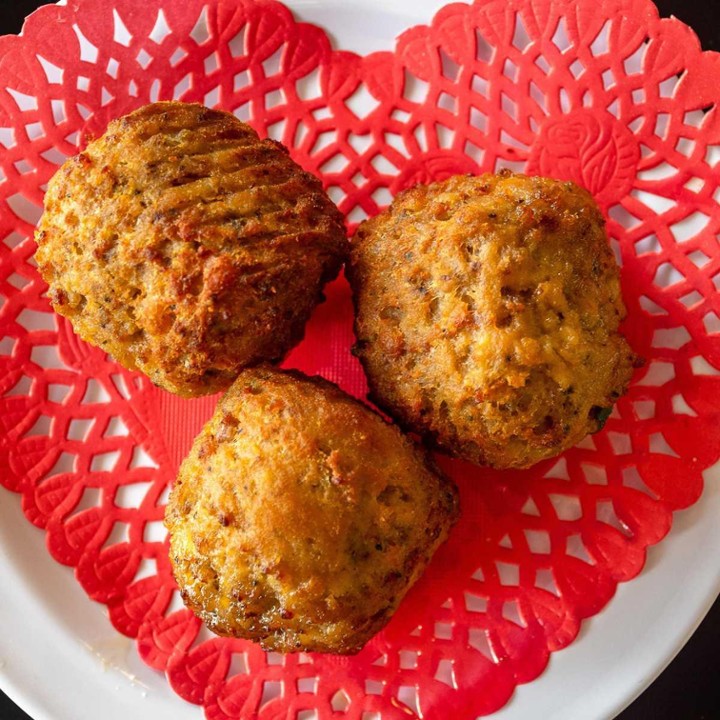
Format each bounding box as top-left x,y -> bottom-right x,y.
1,0 -> 720,717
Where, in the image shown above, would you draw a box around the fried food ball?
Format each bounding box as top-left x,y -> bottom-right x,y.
164,366 -> 459,654
35,102 -> 347,396
348,171 -> 638,469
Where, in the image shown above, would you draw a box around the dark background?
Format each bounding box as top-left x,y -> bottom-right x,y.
0,1 -> 718,718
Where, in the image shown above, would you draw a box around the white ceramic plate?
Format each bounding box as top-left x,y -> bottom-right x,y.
1,2 -> 720,719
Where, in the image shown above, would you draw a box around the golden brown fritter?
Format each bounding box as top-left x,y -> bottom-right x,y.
165,366 -> 459,654
35,102 -> 347,397
348,171 -> 639,469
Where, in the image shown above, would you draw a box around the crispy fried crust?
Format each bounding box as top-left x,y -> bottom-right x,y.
165,366 -> 459,654
348,171 -> 638,469
35,102 -> 347,396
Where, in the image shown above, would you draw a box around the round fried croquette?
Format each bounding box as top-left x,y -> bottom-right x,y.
34,102 -> 347,397
164,366 -> 459,654
347,171 -> 639,469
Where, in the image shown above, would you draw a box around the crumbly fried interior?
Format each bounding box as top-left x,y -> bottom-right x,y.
165,366 -> 459,654
35,102 -> 347,396
348,171 -> 638,469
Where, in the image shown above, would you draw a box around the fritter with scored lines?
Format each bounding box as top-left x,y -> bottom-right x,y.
35,102 -> 347,396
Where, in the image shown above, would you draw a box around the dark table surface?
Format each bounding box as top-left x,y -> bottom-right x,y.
0,0 -> 719,718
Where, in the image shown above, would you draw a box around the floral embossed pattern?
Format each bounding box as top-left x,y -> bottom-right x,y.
1,0 -> 720,717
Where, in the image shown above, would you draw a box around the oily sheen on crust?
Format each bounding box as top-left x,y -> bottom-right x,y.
165,366 -> 459,654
